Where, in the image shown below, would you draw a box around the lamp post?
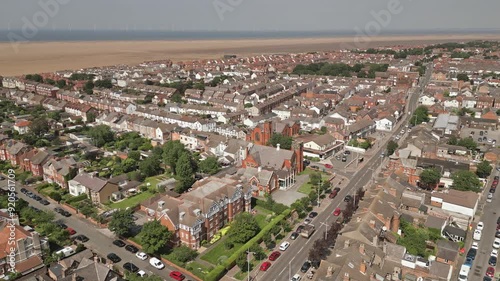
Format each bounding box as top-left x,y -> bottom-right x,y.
317,177 -> 321,207
320,221 -> 329,240
247,249 -> 256,281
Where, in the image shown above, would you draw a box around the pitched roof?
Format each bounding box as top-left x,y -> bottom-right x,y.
71,173 -> 107,192
248,144 -> 294,170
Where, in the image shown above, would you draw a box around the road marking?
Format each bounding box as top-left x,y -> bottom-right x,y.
279,268 -> 286,275
299,246 -> 304,252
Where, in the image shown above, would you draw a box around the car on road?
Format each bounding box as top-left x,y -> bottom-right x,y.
493,238 -> 500,249
477,222 -> 484,231
61,210 -> 71,217
136,252 -> 148,260
279,241 -> 290,251
107,253 -> 121,263
300,261 -> 311,273
74,235 -> 89,243
333,208 -> 341,216
269,251 -> 281,261
309,212 -> 318,218
66,228 -> 76,235
492,249 -> 498,257
486,267 -> 495,278
113,240 -> 126,247
464,257 -> 473,267
473,230 -> 482,241
56,222 -> 67,229
296,225 -> 305,233
125,245 -> 139,253
40,199 -> 50,205
471,242 -> 479,249
324,164 -> 333,169
260,261 -> 271,271
169,271 -> 185,280
467,248 -> 477,260
487,193 -> 494,202
290,232 -> 299,240
329,190 -> 338,198
489,255 -> 497,266
344,195 -> 352,202
123,262 -> 139,273
291,274 -> 301,281
149,257 -> 165,269
304,218 -> 312,225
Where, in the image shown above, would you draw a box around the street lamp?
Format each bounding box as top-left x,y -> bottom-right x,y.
317,177 -> 321,207
320,221 -> 329,240
247,249 -> 256,281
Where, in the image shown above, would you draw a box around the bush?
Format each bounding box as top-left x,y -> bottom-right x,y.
49,192 -> 62,202
204,265 -> 226,281
65,193 -> 88,204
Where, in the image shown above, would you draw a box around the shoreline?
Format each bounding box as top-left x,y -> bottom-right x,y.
1,33 -> 500,76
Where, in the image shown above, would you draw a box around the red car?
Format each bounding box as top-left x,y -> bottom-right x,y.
169,271 -> 185,281
260,261 -> 271,271
324,164 -> 333,169
269,251 -> 281,261
66,228 -> 76,235
329,190 -> 338,199
333,208 -> 341,216
486,266 -> 495,278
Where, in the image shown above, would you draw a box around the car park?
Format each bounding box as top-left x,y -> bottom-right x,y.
107,253 -> 121,263
125,245 -> 139,253
149,257 -> 165,269
113,240 -> 126,247
260,261 -> 271,271
279,241 -> 290,251
269,251 -> 281,261
300,261 -> 311,273
169,271 -> 185,280
123,262 -> 139,273
136,252 -> 148,260
290,232 -> 299,240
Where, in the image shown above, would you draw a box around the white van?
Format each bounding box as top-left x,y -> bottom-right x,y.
54,247 -> 75,258
458,264 -> 470,281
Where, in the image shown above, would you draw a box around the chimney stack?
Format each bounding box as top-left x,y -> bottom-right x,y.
360,261 -> 367,275
276,143 -> 280,151
359,243 -> 365,255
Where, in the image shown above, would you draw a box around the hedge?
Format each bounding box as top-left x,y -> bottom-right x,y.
204,209 -> 291,281
65,193 -> 88,204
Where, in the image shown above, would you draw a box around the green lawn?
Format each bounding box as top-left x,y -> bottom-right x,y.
142,174 -> 170,190
255,214 -> 269,229
110,191 -> 155,209
298,168 -> 330,194
201,240 -> 243,265
254,205 -> 273,216
186,262 -> 212,279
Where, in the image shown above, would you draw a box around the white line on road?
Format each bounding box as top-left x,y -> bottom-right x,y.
299,246 -> 304,252
279,268 -> 286,275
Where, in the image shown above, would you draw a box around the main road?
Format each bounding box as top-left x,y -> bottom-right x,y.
260,64 -> 432,281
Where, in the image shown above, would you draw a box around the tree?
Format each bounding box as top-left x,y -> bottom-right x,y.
139,156 -> 162,177
227,213 -> 260,244
410,106 -> 430,125
87,111 -> 96,123
268,133 -> 293,150
451,170 -> 481,192
198,156 -> 220,175
56,79 -> 67,88
49,192 -> 62,202
163,140 -> 188,173
29,117 -> 49,137
128,151 -> 141,161
94,79 -> 113,89
174,177 -> 195,194
169,245 -> 198,264
108,209 -> 135,237
476,160 -> 493,178
236,252 -> 249,271
176,152 -> 195,179
309,172 -> 322,186
139,220 -> 172,254
457,137 -> 478,151
457,73 -> 470,82
419,168 -> 441,189
320,126 -> 327,134
386,140 -> 398,156
88,125 -> 115,147
497,109 -> 500,116
447,135 -> 458,145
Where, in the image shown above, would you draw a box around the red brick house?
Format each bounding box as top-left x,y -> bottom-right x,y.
42,157 -> 78,188
1,141 -> 30,166
21,149 -> 52,177
246,120 -> 300,146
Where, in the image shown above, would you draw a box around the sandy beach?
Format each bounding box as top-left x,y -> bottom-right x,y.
1,33 -> 500,76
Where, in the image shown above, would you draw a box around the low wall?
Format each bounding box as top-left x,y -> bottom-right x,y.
344,145 -> 366,154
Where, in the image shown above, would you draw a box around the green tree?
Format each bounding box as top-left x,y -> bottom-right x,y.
451,170 -> 481,192
108,209 -> 135,237
128,151 -> 141,161
175,152 -> 195,179
227,213 -> 260,244
419,168 -> 441,189
386,140 -> 398,156
309,172 -> 322,186
87,111 -> 96,123
457,137 -> 478,151
169,245 -> 198,264
410,106 -> 430,125
139,156 -> 162,177
139,220 -> 173,254
268,133 -> 293,150
198,156 -> 221,175
497,109 -> 500,116
476,160 -> 493,178
456,73 -> 470,82
163,140 -> 188,173
56,79 -> 67,88
49,192 -> 62,202
236,252 -> 250,271
174,177 -> 195,194
447,135 -> 458,145
88,125 -> 115,147
94,79 -> 113,89
29,116 -> 49,137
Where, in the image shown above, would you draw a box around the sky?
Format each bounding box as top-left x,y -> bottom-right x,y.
1,0 -> 500,32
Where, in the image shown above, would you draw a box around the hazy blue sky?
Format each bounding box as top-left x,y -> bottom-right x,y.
2,0 -> 500,32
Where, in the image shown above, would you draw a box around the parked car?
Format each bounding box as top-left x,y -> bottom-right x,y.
333,208 -> 341,216
125,245 -> 139,253
344,195 -> 352,202
61,211 -> 71,217
149,257 -> 165,269
279,241 -> 290,251
329,190 -> 338,199
56,222 -> 67,229
493,238 -> 500,249
296,225 -> 305,233
169,271 -> 185,281
290,232 -> 299,240
107,253 -> 121,263
304,218 -> 312,225
40,199 -> 50,205
136,252 -> 148,260
66,228 -> 76,235
324,164 -> 333,169
309,212 -> 318,218
136,270 -> 147,277
300,261 -> 311,273
333,187 -> 341,193
291,274 -> 301,281
473,230 -> 482,241
486,267 -> 495,278
269,251 -> 281,261
260,261 -> 271,271
123,262 -> 139,273
487,193 -> 494,203
74,235 -> 89,243
113,240 -> 126,247
477,222 -> 484,231
489,255 -> 497,266
467,248 -> 477,260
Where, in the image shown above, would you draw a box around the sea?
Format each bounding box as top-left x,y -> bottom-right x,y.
0,29 -> 499,42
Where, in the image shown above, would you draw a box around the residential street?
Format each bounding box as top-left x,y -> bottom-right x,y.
3,179 -> 198,281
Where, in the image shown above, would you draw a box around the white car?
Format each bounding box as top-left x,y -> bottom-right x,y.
473,230 -> 482,241
136,252 -> 148,261
279,241 -> 290,251
291,274 -> 302,281
493,238 -> 500,249
492,249 -> 498,257
471,242 -> 479,249
149,257 -> 165,269
487,193 -> 494,203
137,270 -> 147,277
477,222 -> 484,231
